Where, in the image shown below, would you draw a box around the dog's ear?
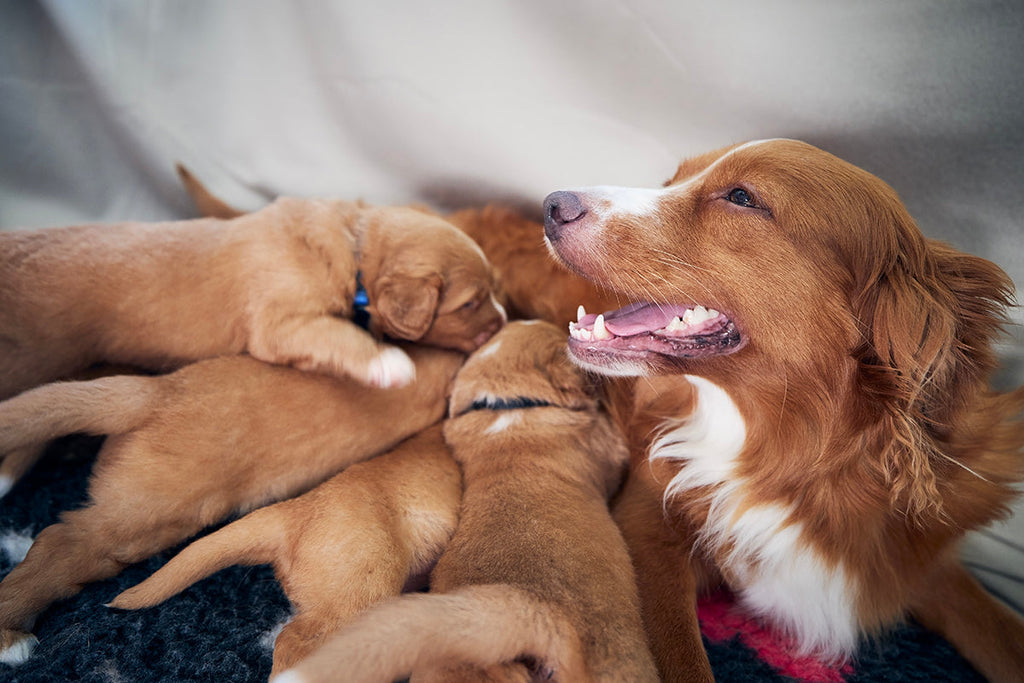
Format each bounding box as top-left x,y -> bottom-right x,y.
851,216 -> 1013,518
371,274 -> 442,341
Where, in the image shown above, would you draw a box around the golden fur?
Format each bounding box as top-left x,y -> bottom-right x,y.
0,189 -> 504,401
178,162 -> 613,329
533,139 -> 1024,682
0,345 -> 464,664
276,321 -> 657,683
109,424 -> 462,676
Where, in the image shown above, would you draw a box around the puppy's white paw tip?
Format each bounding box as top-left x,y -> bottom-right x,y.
270,670 -> 305,683
0,632 -> 38,665
367,347 -> 416,388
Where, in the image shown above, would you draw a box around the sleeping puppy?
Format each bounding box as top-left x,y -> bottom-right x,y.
274,321 -> 659,683
177,163 -> 612,328
109,424 -> 462,677
0,344 -> 464,665
542,139 -> 1024,682
0,194 -> 505,400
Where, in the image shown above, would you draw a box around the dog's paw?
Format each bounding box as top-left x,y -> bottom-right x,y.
365,347 -> 417,388
0,630 -> 38,665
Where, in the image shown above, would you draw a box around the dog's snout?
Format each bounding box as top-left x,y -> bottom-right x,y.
543,191 -> 585,241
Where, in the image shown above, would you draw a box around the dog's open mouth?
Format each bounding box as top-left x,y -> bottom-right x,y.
567,301 -> 742,367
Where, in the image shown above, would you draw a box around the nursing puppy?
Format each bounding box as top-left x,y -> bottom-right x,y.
0,345 -> 464,664
110,424 -> 461,677
0,193 -> 505,400
543,139 -> 1024,682
275,321 -> 658,683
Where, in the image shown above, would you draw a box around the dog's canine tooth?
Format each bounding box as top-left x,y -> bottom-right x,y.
577,305 -> 586,322
593,314 -> 611,340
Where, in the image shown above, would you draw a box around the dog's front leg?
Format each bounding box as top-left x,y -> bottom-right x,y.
910,556 -> 1024,683
612,465 -> 715,683
249,314 -> 416,388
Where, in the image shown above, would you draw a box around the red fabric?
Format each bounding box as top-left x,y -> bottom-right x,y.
698,590 -> 854,683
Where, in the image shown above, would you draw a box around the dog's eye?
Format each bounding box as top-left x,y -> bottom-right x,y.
726,188 -> 757,208
461,299 -> 479,312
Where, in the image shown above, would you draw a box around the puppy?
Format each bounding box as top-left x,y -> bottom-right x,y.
177,163 -> 612,328
109,423 -> 461,677
542,139 -> 1024,682
0,344 -> 464,664
274,321 -> 659,683
0,192 -> 505,400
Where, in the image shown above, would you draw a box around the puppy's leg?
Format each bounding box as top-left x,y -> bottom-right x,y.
274,585 -> 589,683
910,557 -> 1024,683
612,467 -> 715,683
270,543 -> 413,675
0,501 -> 202,664
0,444 -> 45,498
249,315 -> 416,389
412,662 -> 532,683
0,375 -> 160,493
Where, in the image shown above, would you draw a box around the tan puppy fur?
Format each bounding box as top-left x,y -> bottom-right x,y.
276,321 -> 657,683
0,193 -> 504,401
177,164 -> 608,330
0,345 -> 464,664
109,424 -> 461,677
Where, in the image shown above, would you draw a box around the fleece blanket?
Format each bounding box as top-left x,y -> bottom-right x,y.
0,435 -> 987,683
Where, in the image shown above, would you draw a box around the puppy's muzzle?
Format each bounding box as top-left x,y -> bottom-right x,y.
543,191 -> 586,242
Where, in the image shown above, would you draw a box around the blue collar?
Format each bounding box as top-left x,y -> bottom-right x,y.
353,271 -> 370,330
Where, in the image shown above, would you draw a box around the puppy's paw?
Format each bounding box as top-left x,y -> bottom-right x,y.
365,347 -> 417,388
0,630 -> 38,665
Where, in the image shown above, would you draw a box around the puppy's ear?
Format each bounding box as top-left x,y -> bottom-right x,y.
372,275 -> 442,341
544,346 -> 595,408
852,222 -> 1013,518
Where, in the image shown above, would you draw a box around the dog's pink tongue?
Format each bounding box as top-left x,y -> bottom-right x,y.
602,302 -> 682,336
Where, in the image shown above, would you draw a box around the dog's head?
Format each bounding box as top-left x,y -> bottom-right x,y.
447,320 -> 597,418
360,207 -> 507,353
446,320 -> 627,495
544,139 -> 1020,518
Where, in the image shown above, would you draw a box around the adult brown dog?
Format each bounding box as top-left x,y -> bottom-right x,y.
539,139 -> 1024,682
274,321 -> 658,683
0,194 -> 505,400
0,344 -> 464,665
109,423 -> 462,677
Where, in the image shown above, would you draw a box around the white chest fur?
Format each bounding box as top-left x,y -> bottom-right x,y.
649,375 -> 859,660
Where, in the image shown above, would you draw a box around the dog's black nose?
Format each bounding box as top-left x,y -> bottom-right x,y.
543,191 -> 585,241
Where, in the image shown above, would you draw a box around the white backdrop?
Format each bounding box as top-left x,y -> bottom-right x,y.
1,0 -> 1022,614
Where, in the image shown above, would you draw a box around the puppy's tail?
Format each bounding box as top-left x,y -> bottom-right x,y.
108,503 -> 285,610
176,164 -> 246,219
0,375 -> 161,454
273,584 -> 591,683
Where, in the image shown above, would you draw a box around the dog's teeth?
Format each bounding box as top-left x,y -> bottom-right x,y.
691,306 -> 711,324
593,314 -> 612,340
577,305 -> 586,322
682,309 -> 695,324
569,322 -> 592,341
665,316 -> 686,333
708,308 -> 719,318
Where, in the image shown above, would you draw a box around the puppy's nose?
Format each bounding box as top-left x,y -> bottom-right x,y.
543,191 -> 585,241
